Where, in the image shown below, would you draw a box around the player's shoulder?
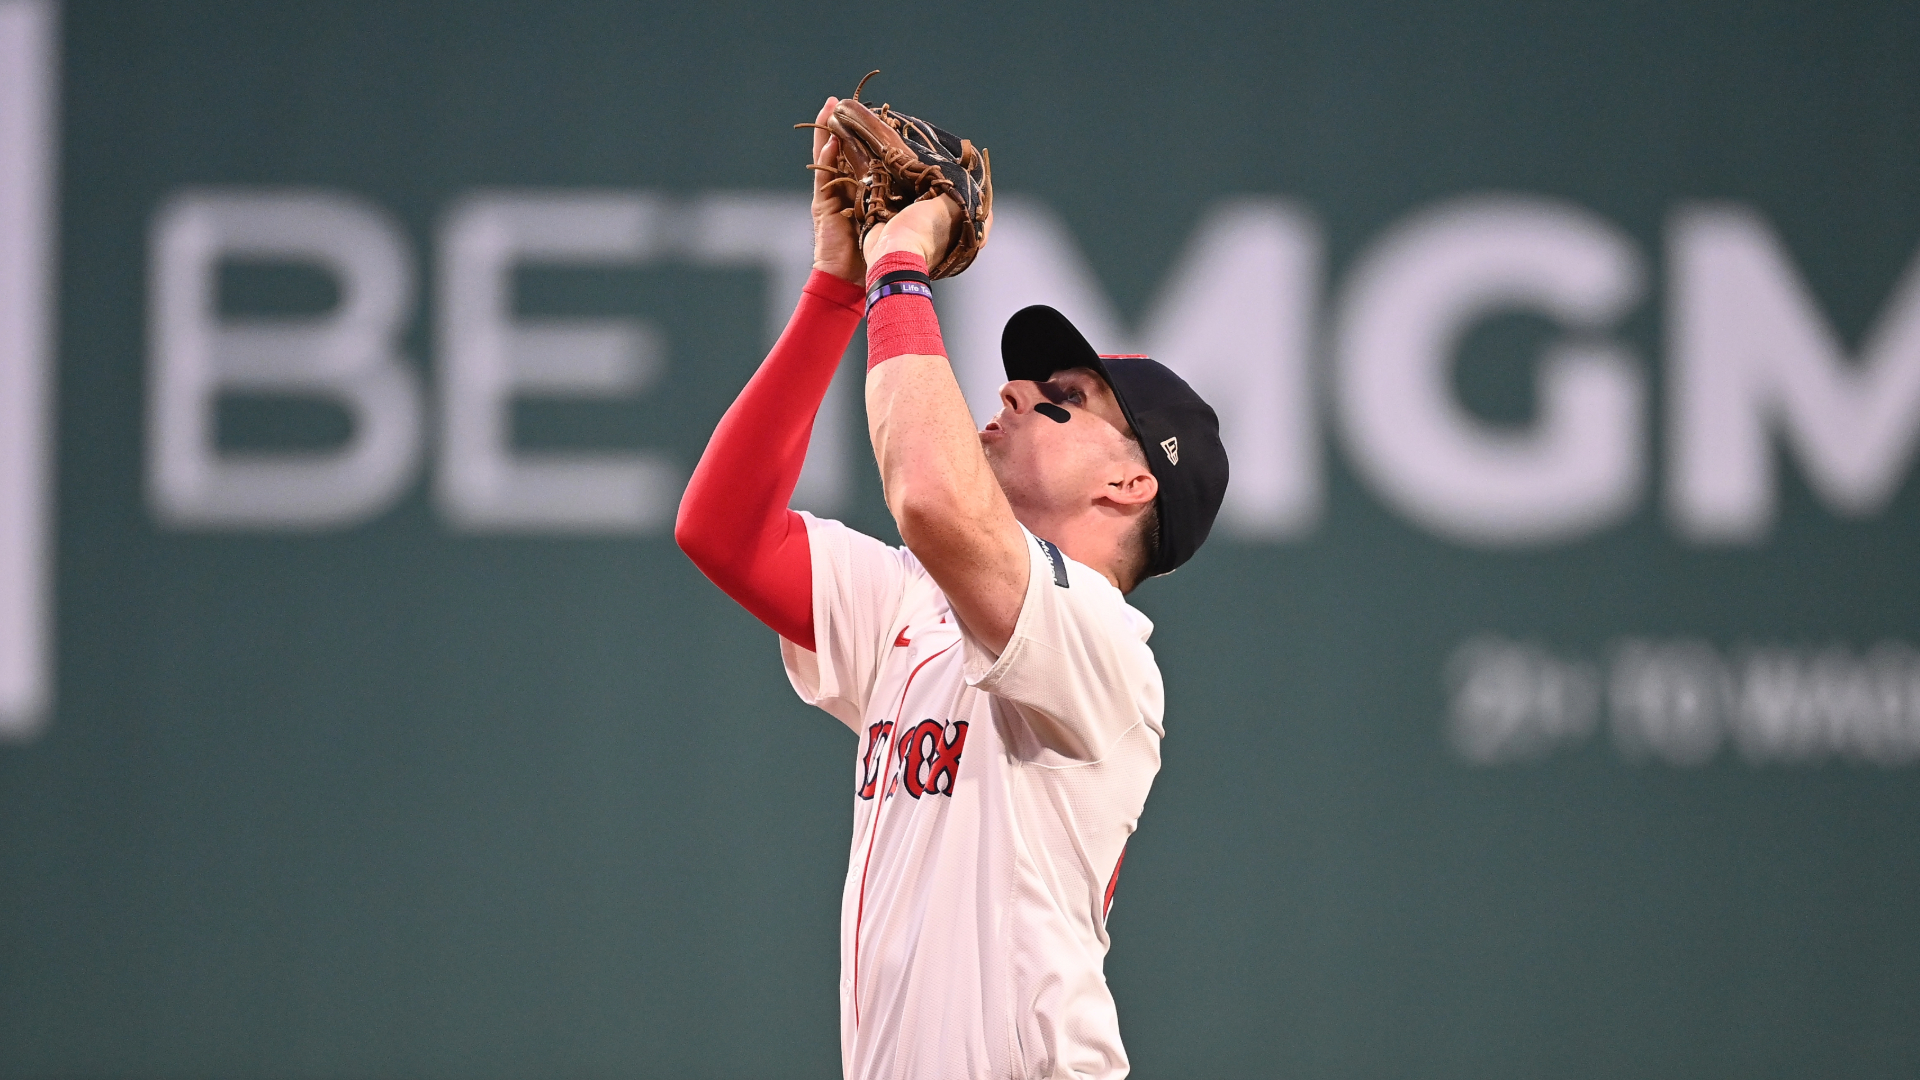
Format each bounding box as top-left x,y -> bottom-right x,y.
800,511 -> 949,608
800,511 -> 914,566
1025,528 -> 1156,646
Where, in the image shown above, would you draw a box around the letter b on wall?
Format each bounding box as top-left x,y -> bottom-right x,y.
148,190 -> 422,528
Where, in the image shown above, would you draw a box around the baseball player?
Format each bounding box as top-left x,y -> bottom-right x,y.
676,95 -> 1228,1079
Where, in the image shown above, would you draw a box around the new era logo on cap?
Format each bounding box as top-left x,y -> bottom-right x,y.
1160,437 -> 1179,465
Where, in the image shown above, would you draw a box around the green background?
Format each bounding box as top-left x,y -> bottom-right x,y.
5,1 -> 1920,1077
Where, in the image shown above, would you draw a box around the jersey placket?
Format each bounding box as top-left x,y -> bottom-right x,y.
850,633 -> 959,1029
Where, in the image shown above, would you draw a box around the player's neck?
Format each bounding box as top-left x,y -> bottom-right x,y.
1011,505 -> 1129,592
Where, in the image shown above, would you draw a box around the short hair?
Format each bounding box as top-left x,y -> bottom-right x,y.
1121,499 -> 1161,594
1115,430 -> 1161,594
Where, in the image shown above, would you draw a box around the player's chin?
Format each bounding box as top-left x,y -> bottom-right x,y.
981,442 -> 1021,488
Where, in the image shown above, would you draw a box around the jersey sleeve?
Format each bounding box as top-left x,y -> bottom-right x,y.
780,512 -> 916,733
959,529 -> 1166,762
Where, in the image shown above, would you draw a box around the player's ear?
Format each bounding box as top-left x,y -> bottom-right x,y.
1104,462 -> 1158,509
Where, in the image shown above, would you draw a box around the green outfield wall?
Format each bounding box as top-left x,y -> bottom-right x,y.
3,1 -> 1920,1076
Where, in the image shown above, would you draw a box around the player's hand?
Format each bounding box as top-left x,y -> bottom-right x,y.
862,193 -> 967,268
810,97 -> 865,284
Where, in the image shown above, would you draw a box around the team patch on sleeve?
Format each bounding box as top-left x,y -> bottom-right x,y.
1035,536 -> 1069,588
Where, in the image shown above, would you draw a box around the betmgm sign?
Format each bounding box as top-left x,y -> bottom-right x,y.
127,190 -> 1920,544
5,45 -> 1919,742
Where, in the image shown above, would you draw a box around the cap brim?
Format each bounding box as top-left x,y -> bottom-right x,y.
1000,304 -> 1146,440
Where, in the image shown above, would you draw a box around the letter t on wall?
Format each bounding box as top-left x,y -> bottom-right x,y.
0,0 -> 56,740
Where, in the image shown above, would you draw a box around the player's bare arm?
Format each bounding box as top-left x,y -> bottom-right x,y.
862,197 -> 1165,652
862,200 -> 1030,653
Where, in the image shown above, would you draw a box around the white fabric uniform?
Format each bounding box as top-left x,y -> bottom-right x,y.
780,512 -> 1165,1080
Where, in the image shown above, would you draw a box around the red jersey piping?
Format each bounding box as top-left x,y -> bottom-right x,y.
851,638 -> 959,1027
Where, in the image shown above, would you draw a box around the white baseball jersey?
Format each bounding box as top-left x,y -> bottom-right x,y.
779,512 -> 1165,1080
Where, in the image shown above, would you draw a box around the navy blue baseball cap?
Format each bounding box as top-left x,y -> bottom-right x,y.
1000,305 -> 1229,578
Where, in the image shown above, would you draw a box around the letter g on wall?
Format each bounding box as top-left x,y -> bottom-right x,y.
1335,195 -> 1646,546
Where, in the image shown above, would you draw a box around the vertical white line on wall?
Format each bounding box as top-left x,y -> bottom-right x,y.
0,0 -> 58,741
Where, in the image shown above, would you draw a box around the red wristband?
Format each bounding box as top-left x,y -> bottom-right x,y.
866,252 -> 946,370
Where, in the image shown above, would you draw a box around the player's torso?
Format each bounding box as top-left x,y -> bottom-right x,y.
836,598 -> 1146,1080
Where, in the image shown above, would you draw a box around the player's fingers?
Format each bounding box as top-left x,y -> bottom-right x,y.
812,97 -> 836,162
813,136 -> 844,198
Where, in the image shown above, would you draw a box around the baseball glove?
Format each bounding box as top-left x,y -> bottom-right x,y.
799,71 -> 993,279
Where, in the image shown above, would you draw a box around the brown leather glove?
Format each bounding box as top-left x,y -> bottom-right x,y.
801,72 -> 992,279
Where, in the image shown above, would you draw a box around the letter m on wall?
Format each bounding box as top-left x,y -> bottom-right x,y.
1667,204 -> 1920,542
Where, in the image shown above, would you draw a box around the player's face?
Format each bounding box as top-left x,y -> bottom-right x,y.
979,368 -> 1142,515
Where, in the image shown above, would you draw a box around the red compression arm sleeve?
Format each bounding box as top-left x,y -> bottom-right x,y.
674,270 -> 865,652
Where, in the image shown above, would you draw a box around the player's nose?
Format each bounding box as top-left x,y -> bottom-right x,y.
998,381 -> 1038,415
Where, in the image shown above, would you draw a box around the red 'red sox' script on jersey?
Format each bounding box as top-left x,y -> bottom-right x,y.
860,719 -> 969,800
